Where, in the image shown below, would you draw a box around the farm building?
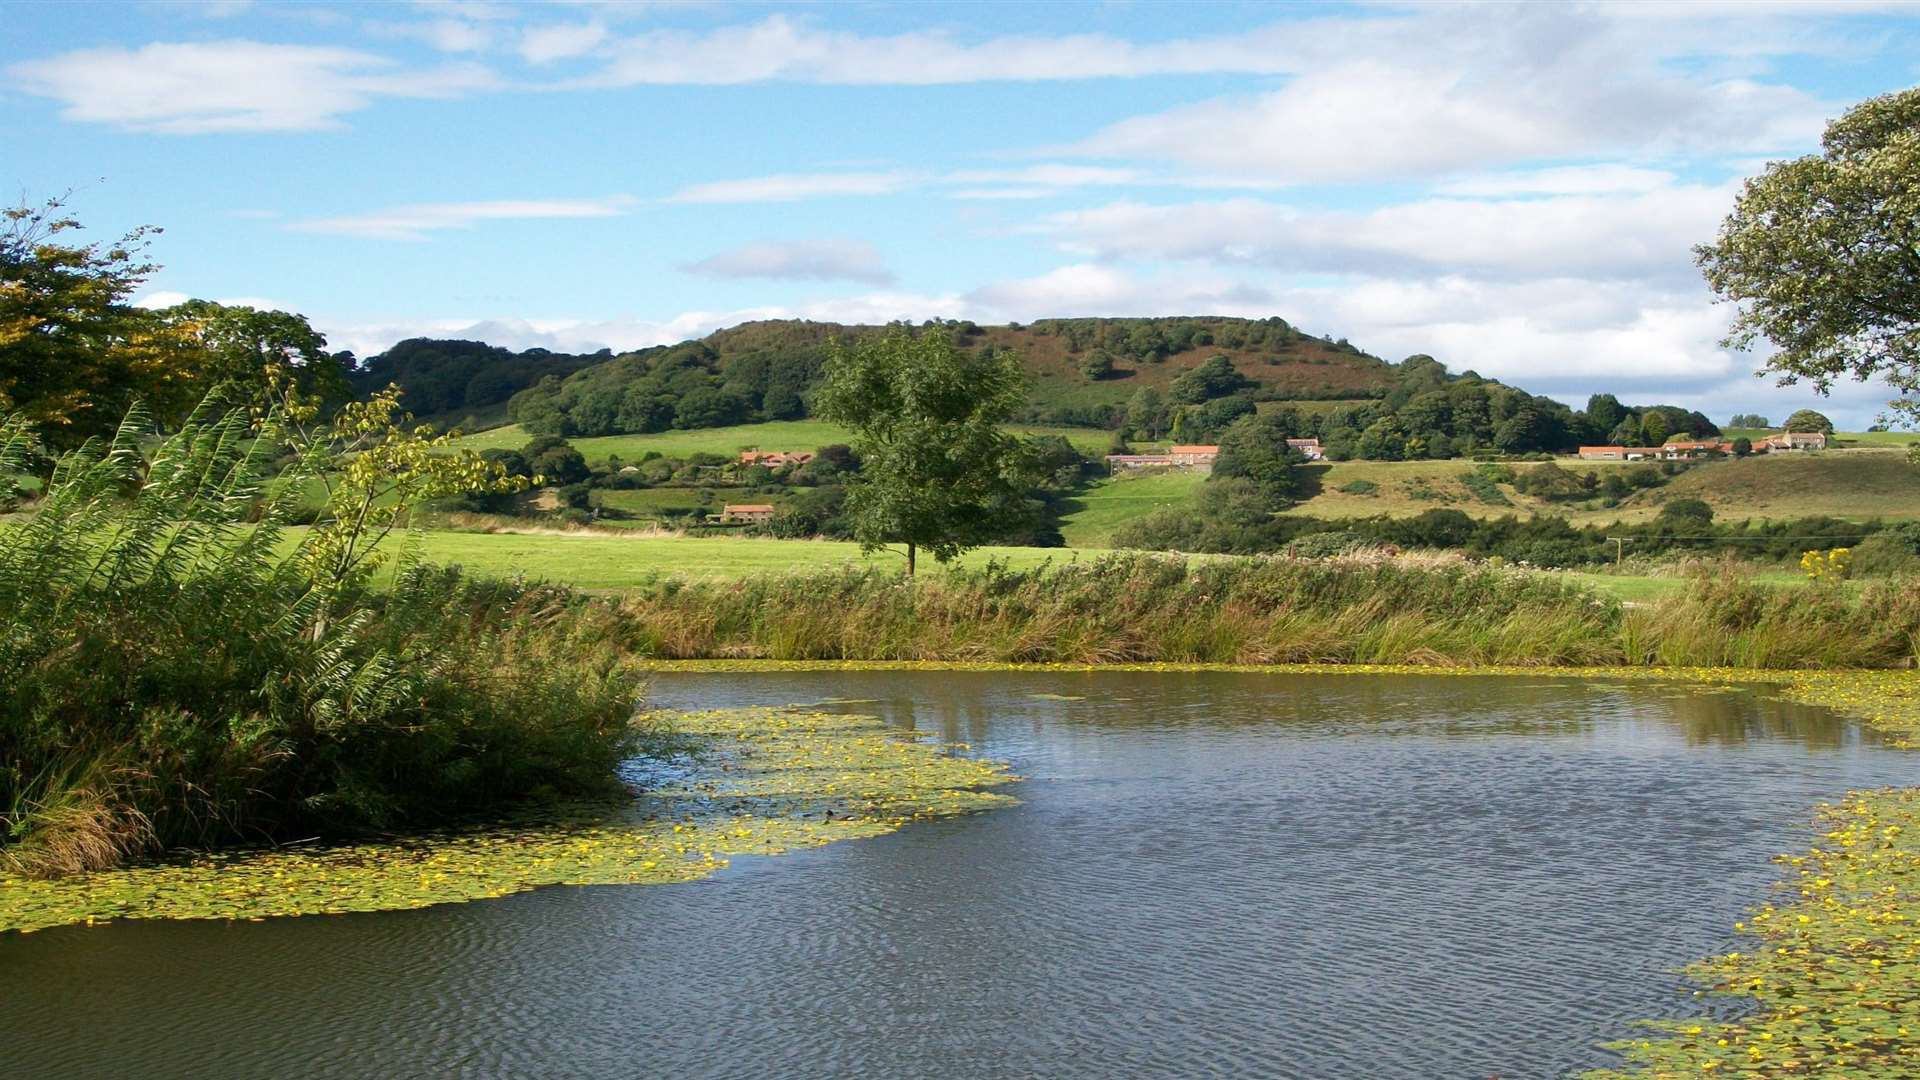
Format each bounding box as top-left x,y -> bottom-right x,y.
714,503 -> 776,524
1761,432 -> 1828,451
1168,445 -> 1221,470
1661,440 -> 1735,460
1577,446 -> 1653,461
1287,438 -> 1324,461
738,450 -> 816,468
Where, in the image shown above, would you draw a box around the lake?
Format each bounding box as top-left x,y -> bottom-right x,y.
3,671 -> 1911,1079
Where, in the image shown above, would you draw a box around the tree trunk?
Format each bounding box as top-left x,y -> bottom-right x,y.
907,542 -> 916,577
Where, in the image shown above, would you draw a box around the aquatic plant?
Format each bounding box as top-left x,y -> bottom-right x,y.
1586,670 -> 1920,1079
0,707 -> 1015,934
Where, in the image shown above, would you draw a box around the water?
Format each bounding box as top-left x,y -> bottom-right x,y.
3,671 -> 1914,1080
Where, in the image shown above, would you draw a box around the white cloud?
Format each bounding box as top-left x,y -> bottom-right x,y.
1435,165 -> 1680,197
287,196 -> 634,240
372,18 -> 496,53
663,171 -> 915,204
684,240 -> 894,286
1034,183 -> 1738,281
521,22 -> 608,64
9,40 -> 494,133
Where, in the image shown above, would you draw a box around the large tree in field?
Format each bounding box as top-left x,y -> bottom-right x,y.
1696,88 -> 1920,430
814,323 -> 1037,575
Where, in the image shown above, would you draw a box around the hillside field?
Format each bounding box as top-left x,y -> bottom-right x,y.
449,420 -> 1118,461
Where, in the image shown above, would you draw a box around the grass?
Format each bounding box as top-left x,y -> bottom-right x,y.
325,529 -> 1089,586
595,552 -> 1920,668
1641,449 -> 1920,522
1057,470 -> 1206,547
450,420 -> 1119,462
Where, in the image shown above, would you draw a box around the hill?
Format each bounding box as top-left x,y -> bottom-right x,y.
487,316 -> 1400,437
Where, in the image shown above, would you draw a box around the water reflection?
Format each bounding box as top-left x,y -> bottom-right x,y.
1,671 -> 1905,1080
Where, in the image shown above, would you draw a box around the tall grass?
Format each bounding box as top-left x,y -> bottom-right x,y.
607,552 -> 1920,670
0,404 -> 645,877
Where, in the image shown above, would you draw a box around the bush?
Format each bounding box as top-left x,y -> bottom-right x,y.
0,402 -> 645,877
1338,479 -> 1378,495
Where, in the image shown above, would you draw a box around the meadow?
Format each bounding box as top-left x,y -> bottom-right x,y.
449,420 -> 1119,461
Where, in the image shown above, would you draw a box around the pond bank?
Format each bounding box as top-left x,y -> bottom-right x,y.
0,707 -> 1013,934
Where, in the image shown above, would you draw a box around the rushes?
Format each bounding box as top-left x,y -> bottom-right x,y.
607,552 -> 1918,670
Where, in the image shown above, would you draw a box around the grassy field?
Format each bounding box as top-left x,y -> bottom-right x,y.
1640,449 -> 1920,522
352,530 -> 1090,586
1057,470 -> 1206,547
450,420 -> 1118,462
308,524 -> 1838,608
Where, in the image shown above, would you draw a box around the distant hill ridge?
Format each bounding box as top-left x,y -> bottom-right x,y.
356,316 -> 1404,434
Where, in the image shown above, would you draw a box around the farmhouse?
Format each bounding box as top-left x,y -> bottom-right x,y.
739,450 -> 816,468
1169,444 -> 1221,470
1661,440 -> 1735,460
1761,431 -> 1828,451
1287,438 -> 1324,461
714,503 -> 775,525
1577,446 -> 1654,461
1105,453 -> 1174,471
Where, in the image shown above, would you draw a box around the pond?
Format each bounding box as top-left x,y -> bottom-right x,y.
3,671 -> 1913,1079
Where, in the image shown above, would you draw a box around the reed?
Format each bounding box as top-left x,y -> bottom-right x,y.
605,552 -> 1919,670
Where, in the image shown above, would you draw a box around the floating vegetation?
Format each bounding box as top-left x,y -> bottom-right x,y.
1586,670 -> 1920,1079
0,708 -> 1016,935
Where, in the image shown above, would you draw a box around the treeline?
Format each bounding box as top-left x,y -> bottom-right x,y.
1116,498 -> 1916,570
349,339 -> 609,421
1116,354 -> 1718,456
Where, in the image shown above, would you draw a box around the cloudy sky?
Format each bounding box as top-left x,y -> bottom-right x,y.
8,1 -> 1919,425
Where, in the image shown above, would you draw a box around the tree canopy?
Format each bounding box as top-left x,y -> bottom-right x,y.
1697,88 -> 1920,425
813,323 -> 1038,574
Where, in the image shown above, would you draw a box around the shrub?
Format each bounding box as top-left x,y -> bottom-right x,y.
0,399 -> 645,876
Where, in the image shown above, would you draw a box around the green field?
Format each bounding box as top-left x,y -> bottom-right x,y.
1057,470 -> 1206,547
354,530 -> 1091,586
450,420 -> 1118,462
313,525 -> 1832,607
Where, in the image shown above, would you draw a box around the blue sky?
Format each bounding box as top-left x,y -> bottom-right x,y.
6,0 -> 1919,425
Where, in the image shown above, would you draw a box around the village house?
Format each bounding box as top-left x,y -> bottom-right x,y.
1168,444 -> 1220,470
738,450 -> 816,468
1660,440 -> 1736,460
713,503 -> 775,525
1105,453 -> 1174,471
1761,431 -> 1828,451
1287,438 -> 1325,461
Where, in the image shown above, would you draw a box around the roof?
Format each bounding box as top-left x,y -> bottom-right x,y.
1168,444 -> 1220,454
1578,446 -> 1631,453
723,504 -> 776,513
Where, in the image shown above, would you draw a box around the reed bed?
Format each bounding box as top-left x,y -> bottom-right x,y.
608,552 -> 1920,670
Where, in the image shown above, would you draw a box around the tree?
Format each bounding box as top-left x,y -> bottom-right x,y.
1584,394 -> 1627,437
1732,436 -> 1753,457
1784,408 -> 1835,433
1696,88 -> 1920,425
1169,355 -> 1251,404
813,324 -> 1038,575
1213,413 -> 1303,504
151,300 -> 350,421
0,195 -> 166,445
1639,410 -> 1670,446
1079,348 -> 1116,381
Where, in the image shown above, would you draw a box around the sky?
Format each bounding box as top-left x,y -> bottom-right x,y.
5,0 -> 1920,427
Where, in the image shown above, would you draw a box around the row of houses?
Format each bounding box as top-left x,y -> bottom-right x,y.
1577,431 -> 1827,461
1106,438 -> 1324,473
